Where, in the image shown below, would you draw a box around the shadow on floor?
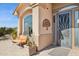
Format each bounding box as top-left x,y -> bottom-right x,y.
33,44 -> 71,56
48,47 -> 71,56
33,44 -> 58,56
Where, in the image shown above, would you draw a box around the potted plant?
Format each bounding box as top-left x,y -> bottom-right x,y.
25,36 -> 37,56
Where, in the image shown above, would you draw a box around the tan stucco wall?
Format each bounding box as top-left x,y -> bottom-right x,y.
38,34 -> 52,50
38,3 -> 53,50
39,4 -> 52,34
32,3 -> 53,51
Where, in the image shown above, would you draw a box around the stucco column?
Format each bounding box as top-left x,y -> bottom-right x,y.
17,17 -> 20,37
32,3 -> 53,51
32,4 -> 40,48
17,16 -> 23,37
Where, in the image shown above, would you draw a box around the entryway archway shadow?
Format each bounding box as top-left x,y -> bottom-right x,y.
33,44 -> 71,56
34,44 -> 57,55
48,47 -> 71,56
32,44 -> 60,55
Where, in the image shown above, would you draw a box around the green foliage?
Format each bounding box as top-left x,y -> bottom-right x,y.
0,27 -> 6,36
6,28 -> 14,34
11,29 -> 17,39
0,27 -> 17,37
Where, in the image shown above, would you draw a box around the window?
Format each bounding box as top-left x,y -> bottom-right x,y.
23,15 -> 32,36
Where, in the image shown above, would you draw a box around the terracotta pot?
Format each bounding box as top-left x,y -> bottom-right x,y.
18,35 -> 28,44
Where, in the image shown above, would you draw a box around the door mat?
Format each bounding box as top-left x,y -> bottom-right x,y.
48,47 -> 71,56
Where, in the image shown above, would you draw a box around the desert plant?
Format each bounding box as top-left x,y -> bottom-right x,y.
11,29 -> 17,40
26,36 -> 36,47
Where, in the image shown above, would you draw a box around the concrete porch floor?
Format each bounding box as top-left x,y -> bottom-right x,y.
0,39 -> 79,56
34,45 -> 79,56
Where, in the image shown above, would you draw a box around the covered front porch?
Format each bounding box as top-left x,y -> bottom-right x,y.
13,3 -> 79,52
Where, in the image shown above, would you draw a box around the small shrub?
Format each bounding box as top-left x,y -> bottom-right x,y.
0,27 -> 6,37
11,30 -> 17,40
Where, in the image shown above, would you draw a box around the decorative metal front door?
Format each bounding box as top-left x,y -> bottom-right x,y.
56,11 -> 72,48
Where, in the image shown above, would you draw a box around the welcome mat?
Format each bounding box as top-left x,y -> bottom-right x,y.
48,47 -> 71,56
